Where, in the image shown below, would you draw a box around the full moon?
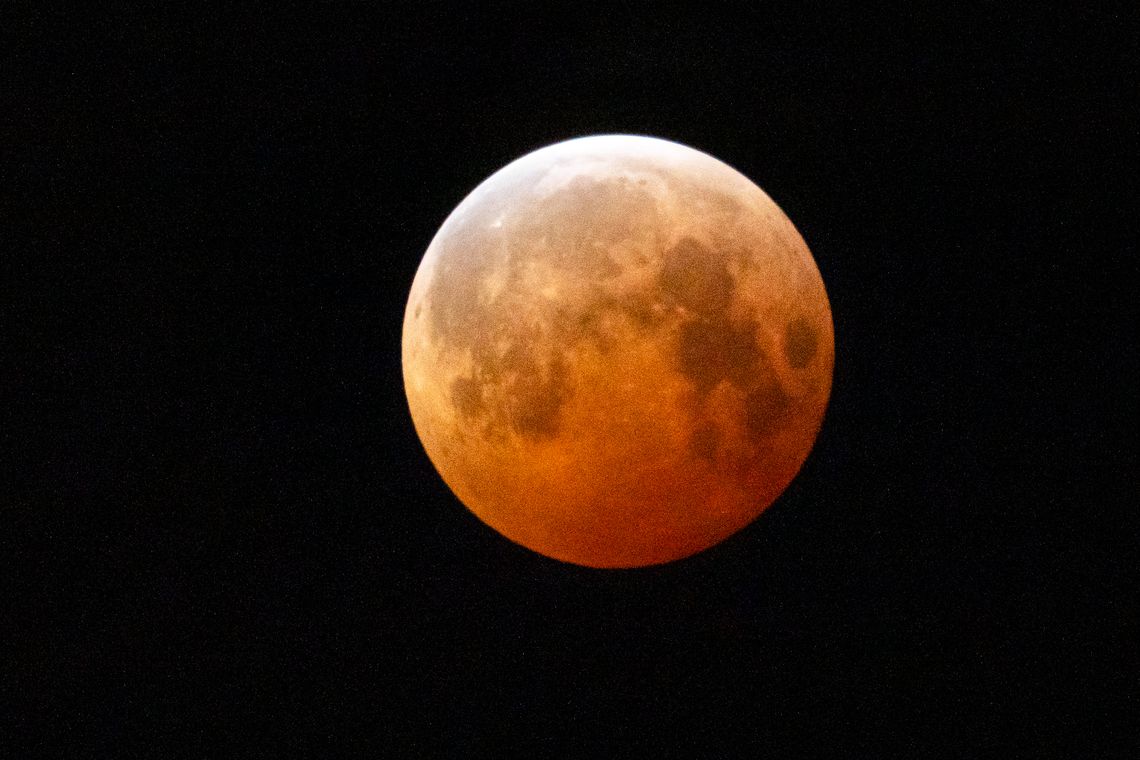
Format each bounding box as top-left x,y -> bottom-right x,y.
402,135 -> 833,568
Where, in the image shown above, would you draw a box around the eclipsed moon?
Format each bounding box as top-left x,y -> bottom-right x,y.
402,135 -> 833,568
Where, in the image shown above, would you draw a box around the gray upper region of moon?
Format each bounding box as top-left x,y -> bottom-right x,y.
402,134 -> 833,567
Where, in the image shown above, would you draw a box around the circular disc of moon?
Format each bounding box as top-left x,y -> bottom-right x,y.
402,135 -> 833,568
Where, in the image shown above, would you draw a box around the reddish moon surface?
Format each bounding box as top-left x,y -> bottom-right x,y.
402,135 -> 833,568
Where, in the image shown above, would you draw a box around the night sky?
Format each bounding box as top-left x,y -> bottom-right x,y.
7,4 -> 1134,755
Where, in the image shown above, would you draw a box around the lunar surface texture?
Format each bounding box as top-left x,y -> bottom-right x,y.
402,135 -> 833,568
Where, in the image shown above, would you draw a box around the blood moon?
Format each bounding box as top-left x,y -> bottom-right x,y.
402,135 -> 833,568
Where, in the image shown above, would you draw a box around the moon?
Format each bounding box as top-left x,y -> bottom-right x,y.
402,135 -> 833,568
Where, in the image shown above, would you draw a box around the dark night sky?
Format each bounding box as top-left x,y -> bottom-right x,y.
6,4 -> 1135,755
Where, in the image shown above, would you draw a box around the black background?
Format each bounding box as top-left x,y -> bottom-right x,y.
6,4 -> 1136,756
